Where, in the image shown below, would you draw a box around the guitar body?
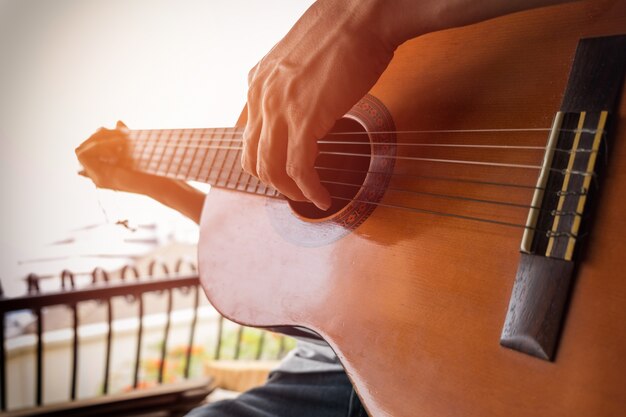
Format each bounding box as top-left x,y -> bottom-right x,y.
198,2 -> 626,416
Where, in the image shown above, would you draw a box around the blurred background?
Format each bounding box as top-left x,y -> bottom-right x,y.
0,1 -> 312,412
0,0 -> 313,296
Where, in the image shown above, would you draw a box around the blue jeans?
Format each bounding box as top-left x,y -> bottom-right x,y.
186,371 -> 369,417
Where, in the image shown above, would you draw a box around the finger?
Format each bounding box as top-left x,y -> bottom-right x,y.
286,127 -> 331,210
241,89 -> 263,177
247,63 -> 260,86
256,116 -> 307,202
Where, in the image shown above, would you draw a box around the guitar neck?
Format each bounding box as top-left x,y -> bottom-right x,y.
123,127 -> 279,197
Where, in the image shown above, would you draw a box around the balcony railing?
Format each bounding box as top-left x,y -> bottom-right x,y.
0,259 -> 293,415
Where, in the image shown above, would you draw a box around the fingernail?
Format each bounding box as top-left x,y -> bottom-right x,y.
317,198 -> 332,211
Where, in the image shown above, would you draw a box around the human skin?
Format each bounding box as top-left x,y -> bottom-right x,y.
240,0 -> 577,210
78,0 -> 577,216
75,122 -> 205,224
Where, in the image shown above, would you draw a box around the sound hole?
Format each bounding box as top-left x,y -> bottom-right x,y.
289,118 -> 370,219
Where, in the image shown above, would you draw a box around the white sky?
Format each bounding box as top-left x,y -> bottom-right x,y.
0,0 -> 314,293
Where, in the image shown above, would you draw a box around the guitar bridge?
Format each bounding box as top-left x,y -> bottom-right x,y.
500,35 -> 626,361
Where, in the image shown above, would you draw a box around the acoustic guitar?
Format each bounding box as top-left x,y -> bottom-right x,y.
98,2 -> 626,416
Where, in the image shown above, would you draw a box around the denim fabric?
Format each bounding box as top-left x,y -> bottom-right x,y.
186,371 -> 369,417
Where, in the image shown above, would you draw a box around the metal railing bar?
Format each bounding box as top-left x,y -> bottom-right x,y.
120,265 -> 140,282
102,299 -> 113,394
133,295 -> 144,389
148,261 -> 170,278
1,312 -> 6,411
157,289 -> 173,384
255,331 -> 265,361
0,276 -> 199,313
214,316 -> 224,360
27,274 -> 40,295
70,304 -> 78,400
183,285 -> 200,379
234,327 -> 244,360
277,336 -> 286,359
36,309 -> 43,406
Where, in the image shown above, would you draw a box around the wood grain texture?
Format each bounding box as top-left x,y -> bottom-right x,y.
500,254 -> 575,360
198,2 -> 626,416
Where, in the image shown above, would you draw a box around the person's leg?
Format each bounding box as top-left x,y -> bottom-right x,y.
186,371 -> 368,417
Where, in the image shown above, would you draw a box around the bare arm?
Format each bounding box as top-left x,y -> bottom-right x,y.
76,123 -> 205,225
241,0 -> 579,210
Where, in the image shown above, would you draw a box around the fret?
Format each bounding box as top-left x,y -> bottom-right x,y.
241,173 -> 254,193
128,129 -> 148,172
220,147 -> 241,189
253,176 -> 264,195
264,186 -> 278,197
155,129 -> 174,177
145,130 -> 160,175
179,129 -> 197,180
123,126 -> 279,196
233,158 -> 248,191
205,129 -> 223,185
169,129 -> 188,180
163,129 -> 182,179
208,128 -> 229,186
190,129 -> 210,182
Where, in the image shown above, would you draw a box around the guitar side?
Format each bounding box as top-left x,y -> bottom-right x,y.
199,2 -> 626,416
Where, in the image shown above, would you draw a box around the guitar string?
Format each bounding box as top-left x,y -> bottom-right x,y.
318,179 -> 546,211
126,139 -> 597,154
119,125 -> 598,224
120,151 -> 541,191
127,145 -> 597,177
94,126 -> 598,235
123,151 -> 587,216
313,166 -> 542,190
126,126 -> 601,136
115,151 -> 581,234
249,189 -> 573,236
326,195 -> 551,233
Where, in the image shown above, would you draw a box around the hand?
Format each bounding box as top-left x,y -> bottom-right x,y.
240,0 -> 577,210
76,121 -> 171,195
241,0 -> 397,210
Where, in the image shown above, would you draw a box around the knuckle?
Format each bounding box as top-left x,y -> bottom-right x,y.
247,64 -> 259,85
261,91 -> 281,112
246,85 -> 260,104
285,163 -> 305,181
256,162 -> 270,184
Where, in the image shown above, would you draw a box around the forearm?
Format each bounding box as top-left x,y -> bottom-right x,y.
368,0 -> 580,46
143,179 -> 206,225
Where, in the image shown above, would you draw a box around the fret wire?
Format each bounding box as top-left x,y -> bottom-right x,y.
212,128 -> 231,186
152,129 -> 164,175
224,148 -> 242,189
183,129 -> 200,181
170,128 -> 186,179
164,128 -> 181,178
131,130 -> 148,172
220,129 -> 235,187
192,129 -> 210,182
200,129 -> 220,183
217,130 -> 233,187
232,150 -> 247,191
241,167 -> 255,193
156,129 -> 172,176
174,129 -> 191,180
145,129 -> 161,174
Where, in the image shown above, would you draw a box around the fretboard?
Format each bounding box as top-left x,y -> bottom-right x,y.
122,127 -> 279,197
